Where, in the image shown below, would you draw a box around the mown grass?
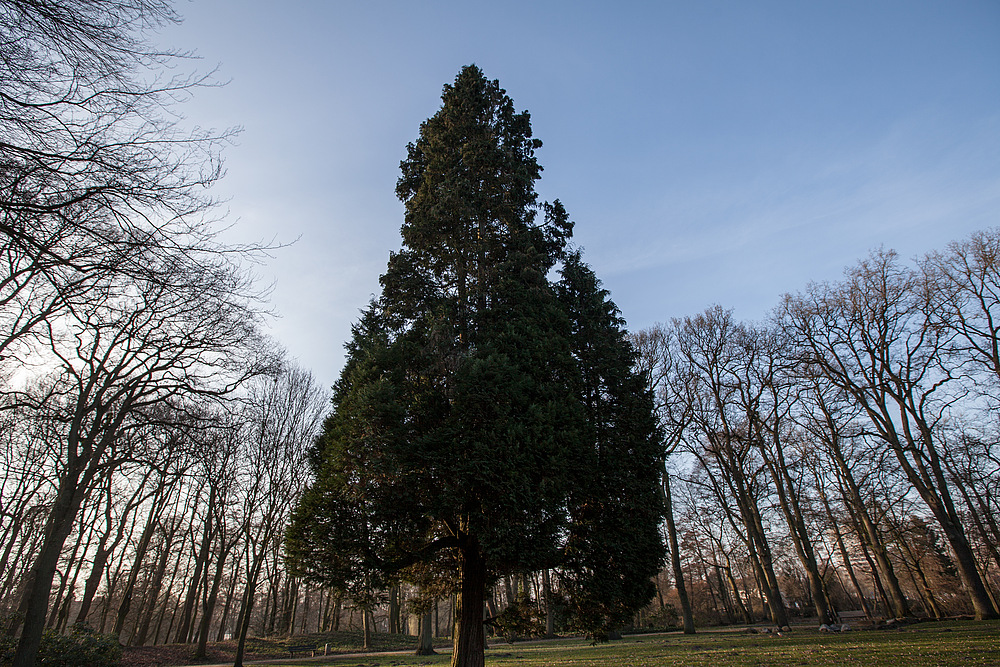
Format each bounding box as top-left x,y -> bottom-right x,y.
250,620 -> 1000,667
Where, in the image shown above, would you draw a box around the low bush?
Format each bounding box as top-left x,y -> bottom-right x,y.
1,624 -> 121,667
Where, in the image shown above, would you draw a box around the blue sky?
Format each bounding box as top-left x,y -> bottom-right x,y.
161,1 -> 1000,387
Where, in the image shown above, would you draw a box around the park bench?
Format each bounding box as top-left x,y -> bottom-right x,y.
837,610 -> 870,624
287,640 -> 318,657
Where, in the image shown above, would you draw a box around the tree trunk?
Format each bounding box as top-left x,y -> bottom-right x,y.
713,566 -> 735,624
451,540 -> 486,667
818,487 -> 872,618
724,561 -> 753,624
10,461 -> 93,667
541,569 -> 555,637
175,489 -> 214,643
47,516 -> 93,628
760,436 -> 834,624
233,557 -> 263,667
503,576 -> 514,609
194,539 -> 231,658
415,609 -> 436,655
744,501 -> 788,627
951,472 -> 1000,578
234,529 -> 277,667
47,514 -> 90,628
216,566 -> 240,641
276,575 -> 292,635
662,472 -> 695,633
112,497 -> 161,638
0,497 -> 31,599
831,448 -> 911,618
74,520 -> 116,625
362,605 -> 371,649
297,582 -> 309,636
890,426 -> 998,619
134,525 -> 177,646
389,585 -> 401,635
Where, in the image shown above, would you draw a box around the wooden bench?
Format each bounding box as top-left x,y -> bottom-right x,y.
837,610 -> 869,623
287,640 -> 318,657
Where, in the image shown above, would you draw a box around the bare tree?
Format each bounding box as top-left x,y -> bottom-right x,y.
792,370 -> 912,618
0,3 -> 284,661
231,365 -> 326,667
0,402 -> 59,607
662,308 -> 790,627
921,228 -> 1000,391
191,418 -> 244,657
632,325 -> 696,633
781,249 -> 998,619
744,325 -> 835,625
0,0 -> 250,366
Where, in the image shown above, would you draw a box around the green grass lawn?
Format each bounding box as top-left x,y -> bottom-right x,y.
249,620 -> 1000,667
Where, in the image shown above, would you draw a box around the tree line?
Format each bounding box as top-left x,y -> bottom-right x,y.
635,230 -> 1000,629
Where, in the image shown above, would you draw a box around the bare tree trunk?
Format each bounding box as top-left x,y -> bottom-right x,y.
233,540 -> 270,667
283,576 -> 299,636
388,585 -> 400,634
724,559 -> 753,624
662,472 -> 695,633
743,491 -> 788,627
112,494 -> 163,639
541,569 -> 555,637
415,609 -> 435,655
294,583 -> 306,636
134,523 -> 178,646
758,434 -> 834,624
0,471 -> 51,600
175,488 -> 214,643
215,567 -> 240,641
825,437 -> 912,619
194,537 -> 232,658
47,514 -> 90,628
10,460 -> 95,667
892,428 -> 997,619
75,492 -> 120,625
713,566 -> 735,624
817,484 -> 872,618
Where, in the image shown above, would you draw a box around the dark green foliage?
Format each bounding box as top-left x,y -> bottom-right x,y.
0,624 -> 10,666
492,593 -> 546,642
285,66 -> 664,660
646,604 -> 681,630
556,254 -> 666,638
1,625 -> 122,667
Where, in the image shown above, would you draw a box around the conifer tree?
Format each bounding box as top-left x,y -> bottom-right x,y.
286,66 -> 661,667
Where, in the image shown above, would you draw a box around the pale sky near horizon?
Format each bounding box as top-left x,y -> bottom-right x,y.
159,1 -> 1000,389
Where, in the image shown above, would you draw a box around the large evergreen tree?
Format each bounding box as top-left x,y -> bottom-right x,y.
286,66 -> 662,667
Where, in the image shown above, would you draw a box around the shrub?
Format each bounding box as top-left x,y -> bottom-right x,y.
492,594 -> 546,642
32,624 -> 121,667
